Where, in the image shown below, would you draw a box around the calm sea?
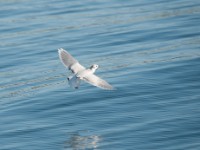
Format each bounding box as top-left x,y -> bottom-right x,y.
0,0 -> 200,149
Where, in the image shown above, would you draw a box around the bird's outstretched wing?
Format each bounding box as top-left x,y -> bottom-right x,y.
83,74 -> 114,90
58,48 -> 85,74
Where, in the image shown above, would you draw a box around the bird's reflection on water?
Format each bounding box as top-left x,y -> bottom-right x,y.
65,131 -> 101,150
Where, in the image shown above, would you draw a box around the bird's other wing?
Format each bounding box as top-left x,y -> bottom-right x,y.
58,48 -> 85,74
68,75 -> 81,89
83,74 -> 114,90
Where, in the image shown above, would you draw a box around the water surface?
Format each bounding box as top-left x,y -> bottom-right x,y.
0,0 -> 200,149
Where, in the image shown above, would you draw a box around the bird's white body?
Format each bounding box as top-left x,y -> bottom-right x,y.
58,48 -> 113,90
68,67 -> 96,89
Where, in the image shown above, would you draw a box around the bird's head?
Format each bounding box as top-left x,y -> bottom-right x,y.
90,64 -> 99,71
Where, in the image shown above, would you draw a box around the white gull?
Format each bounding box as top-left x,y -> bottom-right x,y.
58,48 -> 114,90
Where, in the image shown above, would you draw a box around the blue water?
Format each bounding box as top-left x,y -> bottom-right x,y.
1,0 -> 200,149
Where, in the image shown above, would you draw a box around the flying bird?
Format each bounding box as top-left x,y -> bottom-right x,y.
58,48 -> 114,90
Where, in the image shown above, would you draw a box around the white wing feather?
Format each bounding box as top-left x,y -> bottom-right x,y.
58,48 -> 85,74
83,74 -> 114,90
